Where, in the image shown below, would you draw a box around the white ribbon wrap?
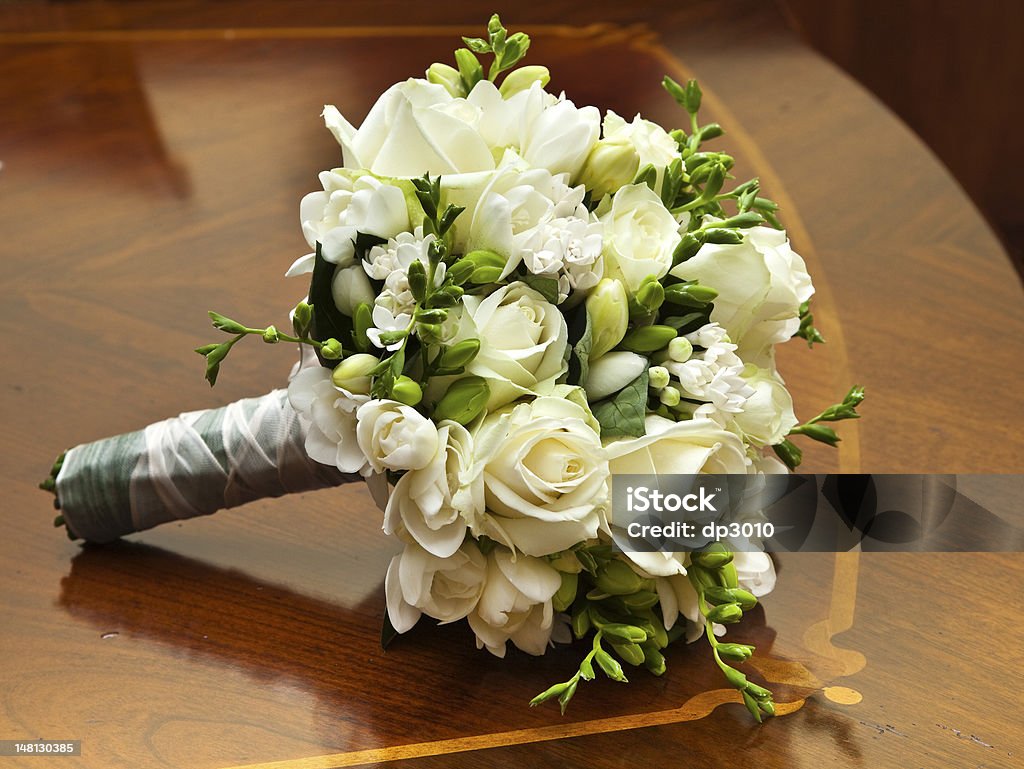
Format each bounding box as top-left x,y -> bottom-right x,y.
56,390 -> 356,543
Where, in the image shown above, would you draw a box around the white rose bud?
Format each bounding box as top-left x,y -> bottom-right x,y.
584,351 -> 647,401
331,264 -> 375,317
586,278 -> 629,360
356,399 -> 439,472
578,136 -> 640,200
330,353 -> 379,395
498,65 -> 551,97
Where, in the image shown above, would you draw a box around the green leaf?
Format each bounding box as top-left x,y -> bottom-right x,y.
592,369 -> 649,438
309,243 -> 354,361
570,305 -> 593,386
521,273 -> 560,304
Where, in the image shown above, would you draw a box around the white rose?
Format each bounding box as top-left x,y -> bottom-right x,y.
472,395 -> 607,557
732,363 -> 798,447
468,548 -> 562,657
293,174 -> 411,270
323,78 -> 495,177
605,416 -> 748,577
383,421 -> 481,558
287,367 -> 368,474
385,541 -> 487,632
448,282 -> 568,410
671,225 -> 813,365
602,111 -> 680,188
601,183 -> 682,292
355,399 -> 439,472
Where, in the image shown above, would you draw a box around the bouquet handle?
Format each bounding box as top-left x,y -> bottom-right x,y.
49,389 -> 357,543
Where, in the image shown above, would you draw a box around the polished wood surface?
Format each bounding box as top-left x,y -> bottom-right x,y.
2,2 -> 1022,768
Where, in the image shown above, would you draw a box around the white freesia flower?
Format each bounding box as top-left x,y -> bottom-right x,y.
671,225 -> 813,365
324,78 -> 495,176
294,174 -> 411,270
471,395 -> 607,557
468,548 -> 562,657
355,399 -> 439,472
364,229 -> 443,320
601,183 -> 682,293
605,415 -> 749,577
657,573 -> 726,643
732,363 -> 798,447
366,304 -> 411,351
733,550 -> 777,597
383,420 -> 480,558
448,282 -> 568,410
665,323 -> 754,417
385,540 -> 487,632
602,111 -> 680,188
287,366 -> 368,474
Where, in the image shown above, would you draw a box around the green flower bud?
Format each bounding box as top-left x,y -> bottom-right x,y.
716,642 -> 755,662
659,386 -> 681,407
261,325 -> 280,344
692,546 -> 734,569
642,644 -> 667,676
722,665 -> 748,689
664,282 -> 718,308
586,278 -> 629,360
353,303 -> 373,352
707,603 -> 743,624
331,353 -> 378,394
417,323 -> 445,345
416,308 -> 448,324
453,249 -> 508,284
426,62 -> 465,97
529,681 -> 568,707
293,301 -> 313,330
633,163 -> 657,190
552,571 -> 578,612
671,232 -> 704,266
718,561 -> 739,589
610,641 -> 645,667
668,337 -> 693,362
454,47 -> 484,91
579,656 -> 596,681
319,338 -> 343,360
595,649 -> 628,682
601,623 -> 648,644
620,590 -> 659,611
440,338 -> 481,369
635,279 -> 665,312
705,586 -> 758,611
594,559 -> 644,596
571,603 -> 592,639
648,365 -> 670,390
772,438 -> 803,470
431,375 -> 489,424
687,563 -> 717,590
619,325 -> 677,354
578,137 -> 640,200
391,376 -> 423,407
745,682 -> 773,701
407,259 -> 428,302
499,65 -> 550,97
796,424 -> 841,447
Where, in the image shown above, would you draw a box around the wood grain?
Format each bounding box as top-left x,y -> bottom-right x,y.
1,2 -> 1022,768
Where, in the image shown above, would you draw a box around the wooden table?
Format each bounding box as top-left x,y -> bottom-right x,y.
2,2 -> 1022,767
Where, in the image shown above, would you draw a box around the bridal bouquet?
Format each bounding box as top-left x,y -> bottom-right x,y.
43,16 -> 864,719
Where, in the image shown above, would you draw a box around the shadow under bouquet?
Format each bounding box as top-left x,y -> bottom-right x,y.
43,15 -> 864,719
